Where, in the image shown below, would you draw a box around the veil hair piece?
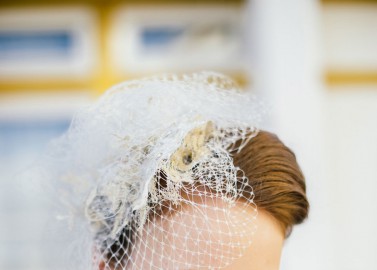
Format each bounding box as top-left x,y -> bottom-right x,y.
40,72 -> 262,270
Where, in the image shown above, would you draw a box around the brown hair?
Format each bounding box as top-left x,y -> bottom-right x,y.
232,130 -> 309,236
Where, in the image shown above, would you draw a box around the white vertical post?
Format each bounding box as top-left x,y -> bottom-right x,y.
245,1 -> 333,270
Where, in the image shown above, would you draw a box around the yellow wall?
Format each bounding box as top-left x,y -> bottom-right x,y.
0,0 -> 247,95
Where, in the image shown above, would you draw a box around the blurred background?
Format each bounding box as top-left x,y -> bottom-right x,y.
0,0 -> 376,269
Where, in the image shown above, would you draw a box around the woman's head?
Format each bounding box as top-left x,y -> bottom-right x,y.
40,72 -> 308,270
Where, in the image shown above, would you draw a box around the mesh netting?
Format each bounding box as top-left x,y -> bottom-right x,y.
39,72 -> 262,269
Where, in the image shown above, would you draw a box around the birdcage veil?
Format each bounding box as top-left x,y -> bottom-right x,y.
37,72 -> 263,270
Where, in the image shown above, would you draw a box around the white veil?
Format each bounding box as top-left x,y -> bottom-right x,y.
35,72 -> 263,269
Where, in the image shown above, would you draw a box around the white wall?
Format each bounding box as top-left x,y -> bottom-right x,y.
324,86 -> 377,270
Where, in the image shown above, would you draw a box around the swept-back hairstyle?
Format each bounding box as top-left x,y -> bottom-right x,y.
233,130 -> 309,236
